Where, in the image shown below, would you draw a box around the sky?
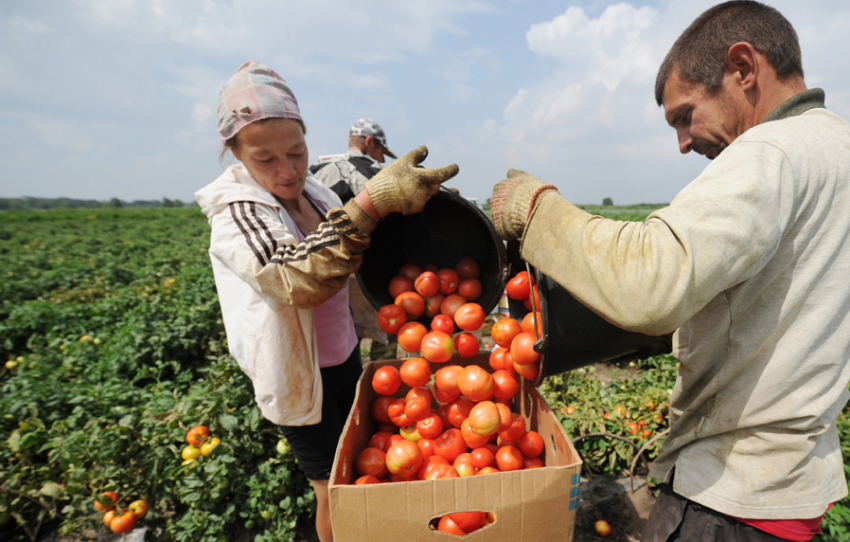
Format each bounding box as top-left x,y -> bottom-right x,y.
1,0 -> 848,206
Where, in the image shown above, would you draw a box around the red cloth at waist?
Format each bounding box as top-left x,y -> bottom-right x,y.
730,504 -> 832,542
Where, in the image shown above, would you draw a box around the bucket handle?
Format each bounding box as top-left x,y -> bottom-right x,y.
525,262 -> 546,354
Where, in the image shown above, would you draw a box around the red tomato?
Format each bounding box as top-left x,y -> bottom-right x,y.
440,294 -> 467,318
454,332 -> 479,357
455,256 -> 481,279
514,360 -> 540,380
384,434 -> 404,452
385,440 -> 423,477
491,370 -> 519,400
94,491 -> 119,511
404,396 -> 431,423
395,291 -> 425,319
505,271 -> 531,300
431,314 -> 455,334
420,331 -> 454,363
595,520 -> 612,537
449,511 -> 486,533
457,365 -> 495,402
186,425 -> 210,446
489,347 -> 508,371
389,276 -> 414,299
426,463 -> 460,480
498,413 -> 526,442
454,303 -> 485,331
502,350 -> 517,374
436,403 -> 453,429
457,279 -> 482,301
367,431 -> 393,451
467,401 -> 501,436
356,447 -> 388,478
510,332 -> 541,365
399,357 -> 431,388
523,284 -> 541,311
417,455 -> 449,480
423,293 -> 445,318
446,396 -> 474,428
496,403 -> 513,433
491,318 -> 522,348
416,415 -> 444,440
399,424 -> 422,442
434,365 -> 463,400
437,515 -> 467,536
377,304 -> 407,334
495,445 -> 524,472
461,417 -> 491,448
524,457 -> 544,469
406,385 -> 432,403
354,475 -> 381,485
398,263 -> 423,282
388,398 -> 410,427
521,311 -> 543,336
435,385 -> 461,404
372,366 -> 401,396
477,466 -> 501,475
437,268 -> 460,295
453,455 -> 478,477
397,322 -> 428,353
628,421 -> 640,435
109,511 -> 137,534
519,430 -> 545,458
470,447 -> 495,469
434,428 -> 467,463
414,271 -> 440,298
641,428 -> 653,438
371,396 -> 394,424
417,438 -> 435,459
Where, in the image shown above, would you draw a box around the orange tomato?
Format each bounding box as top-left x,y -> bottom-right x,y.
457,278 -> 482,301
510,332 -> 541,365
397,322 -> 428,353
377,304 -> 407,334
461,418 -> 491,448
467,401 -> 501,436
93,491 -> 119,511
454,332 -> 480,358
521,311 -> 543,336
430,314 -> 455,334
518,430 -> 544,458
498,412 -> 526,442
354,475 -> 380,485
489,347 -> 508,371
109,511 -> 138,534
446,396 -> 475,428
356,447 -> 388,478
457,365 -> 494,402
414,271 -> 440,298
434,365 -> 463,401
453,303 -> 485,331
491,370 -> 519,400
514,359 -> 540,380
470,447 -> 495,469
371,366 -> 401,396
399,357 -> 431,388
495,445 -> 524,472
420,331 -> 454,363
395,291 -> 425,319
437,269 -> 460,295
433,428 -> 468,463
186,425 -> 211,447
385,440 -> 423,477
416,415 -> 444,440
491,318 -> 522,348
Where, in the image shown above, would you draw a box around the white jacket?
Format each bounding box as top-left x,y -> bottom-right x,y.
195,164 -> 373,426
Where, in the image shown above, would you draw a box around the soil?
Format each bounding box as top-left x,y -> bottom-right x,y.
574,475 -> 657,541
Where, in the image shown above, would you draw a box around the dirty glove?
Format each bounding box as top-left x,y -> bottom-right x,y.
490,169 -> 559,241
365,145 -> 459,217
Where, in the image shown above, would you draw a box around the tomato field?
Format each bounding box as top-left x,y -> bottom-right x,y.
1,206 -> 848,541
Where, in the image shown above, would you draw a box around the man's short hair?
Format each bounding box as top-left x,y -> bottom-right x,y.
349,135 -> 367,148
655,0 -> 803,106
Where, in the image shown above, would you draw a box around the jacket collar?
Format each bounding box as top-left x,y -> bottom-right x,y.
761,88 -> 826,124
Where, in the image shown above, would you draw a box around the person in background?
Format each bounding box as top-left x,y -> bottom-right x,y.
312,119 -> 401,361
490,2 -> 849,541
195,61 -> 458,542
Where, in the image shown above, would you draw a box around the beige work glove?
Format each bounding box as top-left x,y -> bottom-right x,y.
490,169 -> 559,241
366,145 -> 459,217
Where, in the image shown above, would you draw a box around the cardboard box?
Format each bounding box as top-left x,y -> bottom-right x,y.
329,354 -> 582,541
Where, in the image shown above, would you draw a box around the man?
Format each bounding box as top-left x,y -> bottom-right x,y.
311,118 -> 397,204
491,2 -> 849,541
312,119 -> 399,360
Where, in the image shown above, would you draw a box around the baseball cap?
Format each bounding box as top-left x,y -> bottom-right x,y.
349,118 -> 397,159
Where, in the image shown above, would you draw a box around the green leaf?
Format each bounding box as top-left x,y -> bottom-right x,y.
218,415 -> 239,431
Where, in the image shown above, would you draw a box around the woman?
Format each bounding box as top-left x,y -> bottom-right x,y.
195,61 -> 457,541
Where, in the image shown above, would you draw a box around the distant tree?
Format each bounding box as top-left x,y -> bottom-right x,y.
602,197 -> 614,206
109,198 -> 124,208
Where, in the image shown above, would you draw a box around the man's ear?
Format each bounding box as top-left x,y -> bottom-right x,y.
727,42 -> 758,91
364,135 -> 375,149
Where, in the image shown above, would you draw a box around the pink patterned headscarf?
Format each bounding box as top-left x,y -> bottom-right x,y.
217,61 -> 303,141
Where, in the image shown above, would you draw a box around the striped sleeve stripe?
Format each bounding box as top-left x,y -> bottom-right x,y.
270,238 -> 343,264
249,202 -> 278,252
230,202 -> 267,265
236,202 -> 273,262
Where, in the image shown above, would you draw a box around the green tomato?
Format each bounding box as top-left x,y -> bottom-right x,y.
260,510 -> 273,520
5,360 -> 17,370
275,438 -> 290,456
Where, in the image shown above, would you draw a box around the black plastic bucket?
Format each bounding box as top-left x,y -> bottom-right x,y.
356,189 -> 509,323
506,241 -> 658,386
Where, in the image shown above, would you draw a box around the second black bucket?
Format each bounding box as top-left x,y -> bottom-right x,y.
357,189 -> 509,323
506,241 -> 659,386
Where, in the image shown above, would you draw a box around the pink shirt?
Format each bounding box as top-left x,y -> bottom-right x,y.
293,196 -> 358,367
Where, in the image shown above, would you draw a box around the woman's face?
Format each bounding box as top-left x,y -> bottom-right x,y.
232,119 -> 309,201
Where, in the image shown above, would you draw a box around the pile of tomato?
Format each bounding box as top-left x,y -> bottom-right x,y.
93,491 -> 148,533
180,424 -> 221,469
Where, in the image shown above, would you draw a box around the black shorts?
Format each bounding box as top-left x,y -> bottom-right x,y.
278,347 -> 363,481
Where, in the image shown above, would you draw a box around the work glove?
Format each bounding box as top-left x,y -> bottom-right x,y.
490,169 -> 559,241
366,146 -> 459,217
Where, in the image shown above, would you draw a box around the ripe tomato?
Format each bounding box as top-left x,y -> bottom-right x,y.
433,428 -> 467,463
498,412 -> 526,442
356,447 -> 388,478
186,425 -> 210,446
491,370 -> 519,400
449,511 -> 486,533
399,357 -> 431,388
426,463 -> 460,480
455,256 -> 481,279
397,263 -> 422,282
457,365 -> 495,402
388,398 -> 410,427
518,430 -> 544,458
420,331 -> 454,363
94,491 -> 119,511
454,303 -> 485,331
440,294 -> 467,319
514,360 -> 540,380
489,347 -> 508,371
628,421 -> 640,435
371,396 -> 394,423
417,438 -> 435,459
386,440 -> 423,477
414,271 -> 440,298
406,385 -> 432,403
477,466 -> 501,475
434,365 -> 463,400
491,318 -> 522,348
468,401 -> 501,436
510,332 -> 541,365
505,271 -> 531,300
400,424 -> 423,441
372,366 -> 401,395
521,311 -> 543,336
470,447 -> 495,469
423,293 -> 446,318
103,510 -> 116,525
457,278 -> 482,301
431,314 -> 455,334
384,434 -> 405,452
354,475 -> 380,485
389,276 -> 414,299
495,445 -> 524,472
595,519 -> 612,537
641,428 -> 653,438
461,418 -> 491,448
109,511 -> 138,534
453,454 -> 477,477
368,431 -> 393,451
524,457 -> 544,469
502,350 -> 517,374
377,304 -> 407,334
524,284 -> 541,311
446,396 -> 475,428
397,322 -> 428,353
454,332 -> 479,357
404,397 -> 431,423
395,291 -> 425,319
437,268 -> 460,295
417,455 -> 449,480
496,403 -> 513,433
437,515 -> 467,536
416,415 -> 444,439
